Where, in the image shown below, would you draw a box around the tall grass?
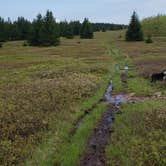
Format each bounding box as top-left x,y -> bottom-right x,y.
106,101 -> 166,166
0,32 -> 113,165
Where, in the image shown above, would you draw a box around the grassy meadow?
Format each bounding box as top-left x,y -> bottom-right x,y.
105,30 -> 166,165
0,29 -> 166,166
0,33 -> 113,165
110,30 -> 166,90
106,101 -> 166,165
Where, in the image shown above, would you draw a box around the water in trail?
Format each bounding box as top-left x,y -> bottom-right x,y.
105,80 -> 126,108
71,79 -> 126,136
79,80 -> 127,166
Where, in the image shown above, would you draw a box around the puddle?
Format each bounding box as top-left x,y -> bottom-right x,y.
71,79 -> 127,136
79,67 -> 129,166
79,105 -> 115,166
79,79 -> 127,166
105,80 -> 127,108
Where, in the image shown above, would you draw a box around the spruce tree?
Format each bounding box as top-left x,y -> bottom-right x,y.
59,21 -> 68,37
28,14 -> 43,46
70,21 -> 81,36
38,10 -> 60,46
0,17 -> 5,42
65,24 -> 74,39
15,17 -> 31,40
126,11 -> 144,41
80,18 -> 93,39
28,11 -> 60,46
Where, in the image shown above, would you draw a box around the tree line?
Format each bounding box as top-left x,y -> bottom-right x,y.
0,10 -> 127,46
92,23 -> 127,32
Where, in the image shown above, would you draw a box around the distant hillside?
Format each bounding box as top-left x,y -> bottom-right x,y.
142,15 -> 166,36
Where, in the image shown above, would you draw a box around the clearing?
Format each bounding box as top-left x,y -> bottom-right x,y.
0,31 -> 165,166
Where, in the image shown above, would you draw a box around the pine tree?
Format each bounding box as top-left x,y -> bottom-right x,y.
70,21 -> 81,36
0,17 -> 5,42
80,18 -> 93,39
28,11 -> 60,46
59,21 -> 68,37
126,11 -> 144,41
28,14 -> 43,46
65,24 -> 74,39
15,17 -> 31,40
38,10 -> 60,46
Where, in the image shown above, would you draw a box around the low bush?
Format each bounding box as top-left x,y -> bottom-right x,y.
145,35 -> 153,43
0,73 -> 102,165
23,41 -> 29,46
0,42 -> 3,48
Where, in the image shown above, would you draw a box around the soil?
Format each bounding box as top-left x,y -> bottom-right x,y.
75,66 -> 166,166
79,105 -> 116,166
70,99 -> 105,136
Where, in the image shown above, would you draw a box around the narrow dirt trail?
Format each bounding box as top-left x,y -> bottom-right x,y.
77,70 -> 166,166
70,99 -> 104,136
77,69 -> 166,166
78,78 -> 126,166
79,105 -> 116,166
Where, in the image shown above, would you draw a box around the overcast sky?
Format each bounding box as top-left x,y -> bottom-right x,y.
0,0 -> 166,24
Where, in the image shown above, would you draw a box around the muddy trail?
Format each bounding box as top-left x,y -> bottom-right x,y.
70,80 -> 126,136
79,105 -> 116,166
77,71 -> 166,166
70,99 -> 104,136
78,78 -> 126,166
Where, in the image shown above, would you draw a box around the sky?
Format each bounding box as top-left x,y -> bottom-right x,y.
0,0 -> 166,24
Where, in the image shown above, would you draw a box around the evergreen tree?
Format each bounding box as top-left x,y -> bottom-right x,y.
10,23 -> 20,40
102,26 -> 106,32
38,10 -> 60,46
0,17 -> 5,42
28,14 -> 43,46
126,11 -> 144,41
80,18 -> 93,39
15,17 -> 31,40
70,21 -> 81,36
65,24 -> 74,39
59,21 -> 68,37
0,11 -> 128,44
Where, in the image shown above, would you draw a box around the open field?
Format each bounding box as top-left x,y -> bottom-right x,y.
105,31 -> 166,166
0,30 -> 166,166
0,33 -> 113,165
106,101 -> 166,165
110,31 -> 166,77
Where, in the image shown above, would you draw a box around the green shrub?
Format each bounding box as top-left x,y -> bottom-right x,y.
145,35 -> 153,43
23,41 -> 29,46
0,42 -> 3,48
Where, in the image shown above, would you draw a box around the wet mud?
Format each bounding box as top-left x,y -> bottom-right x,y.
78,80 -> 126,166
79,105 -> 116,166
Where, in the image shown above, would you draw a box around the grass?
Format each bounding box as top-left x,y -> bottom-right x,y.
56,103 -> 107,166
24,76 -> 109,166
107,45 -> 156,96
0,30 -> 165,165
111,31 -> 166,78
105,30 -> 166,166
107,30 -> 166,94
106,101 -> 166,166
0,32 -> 113,165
